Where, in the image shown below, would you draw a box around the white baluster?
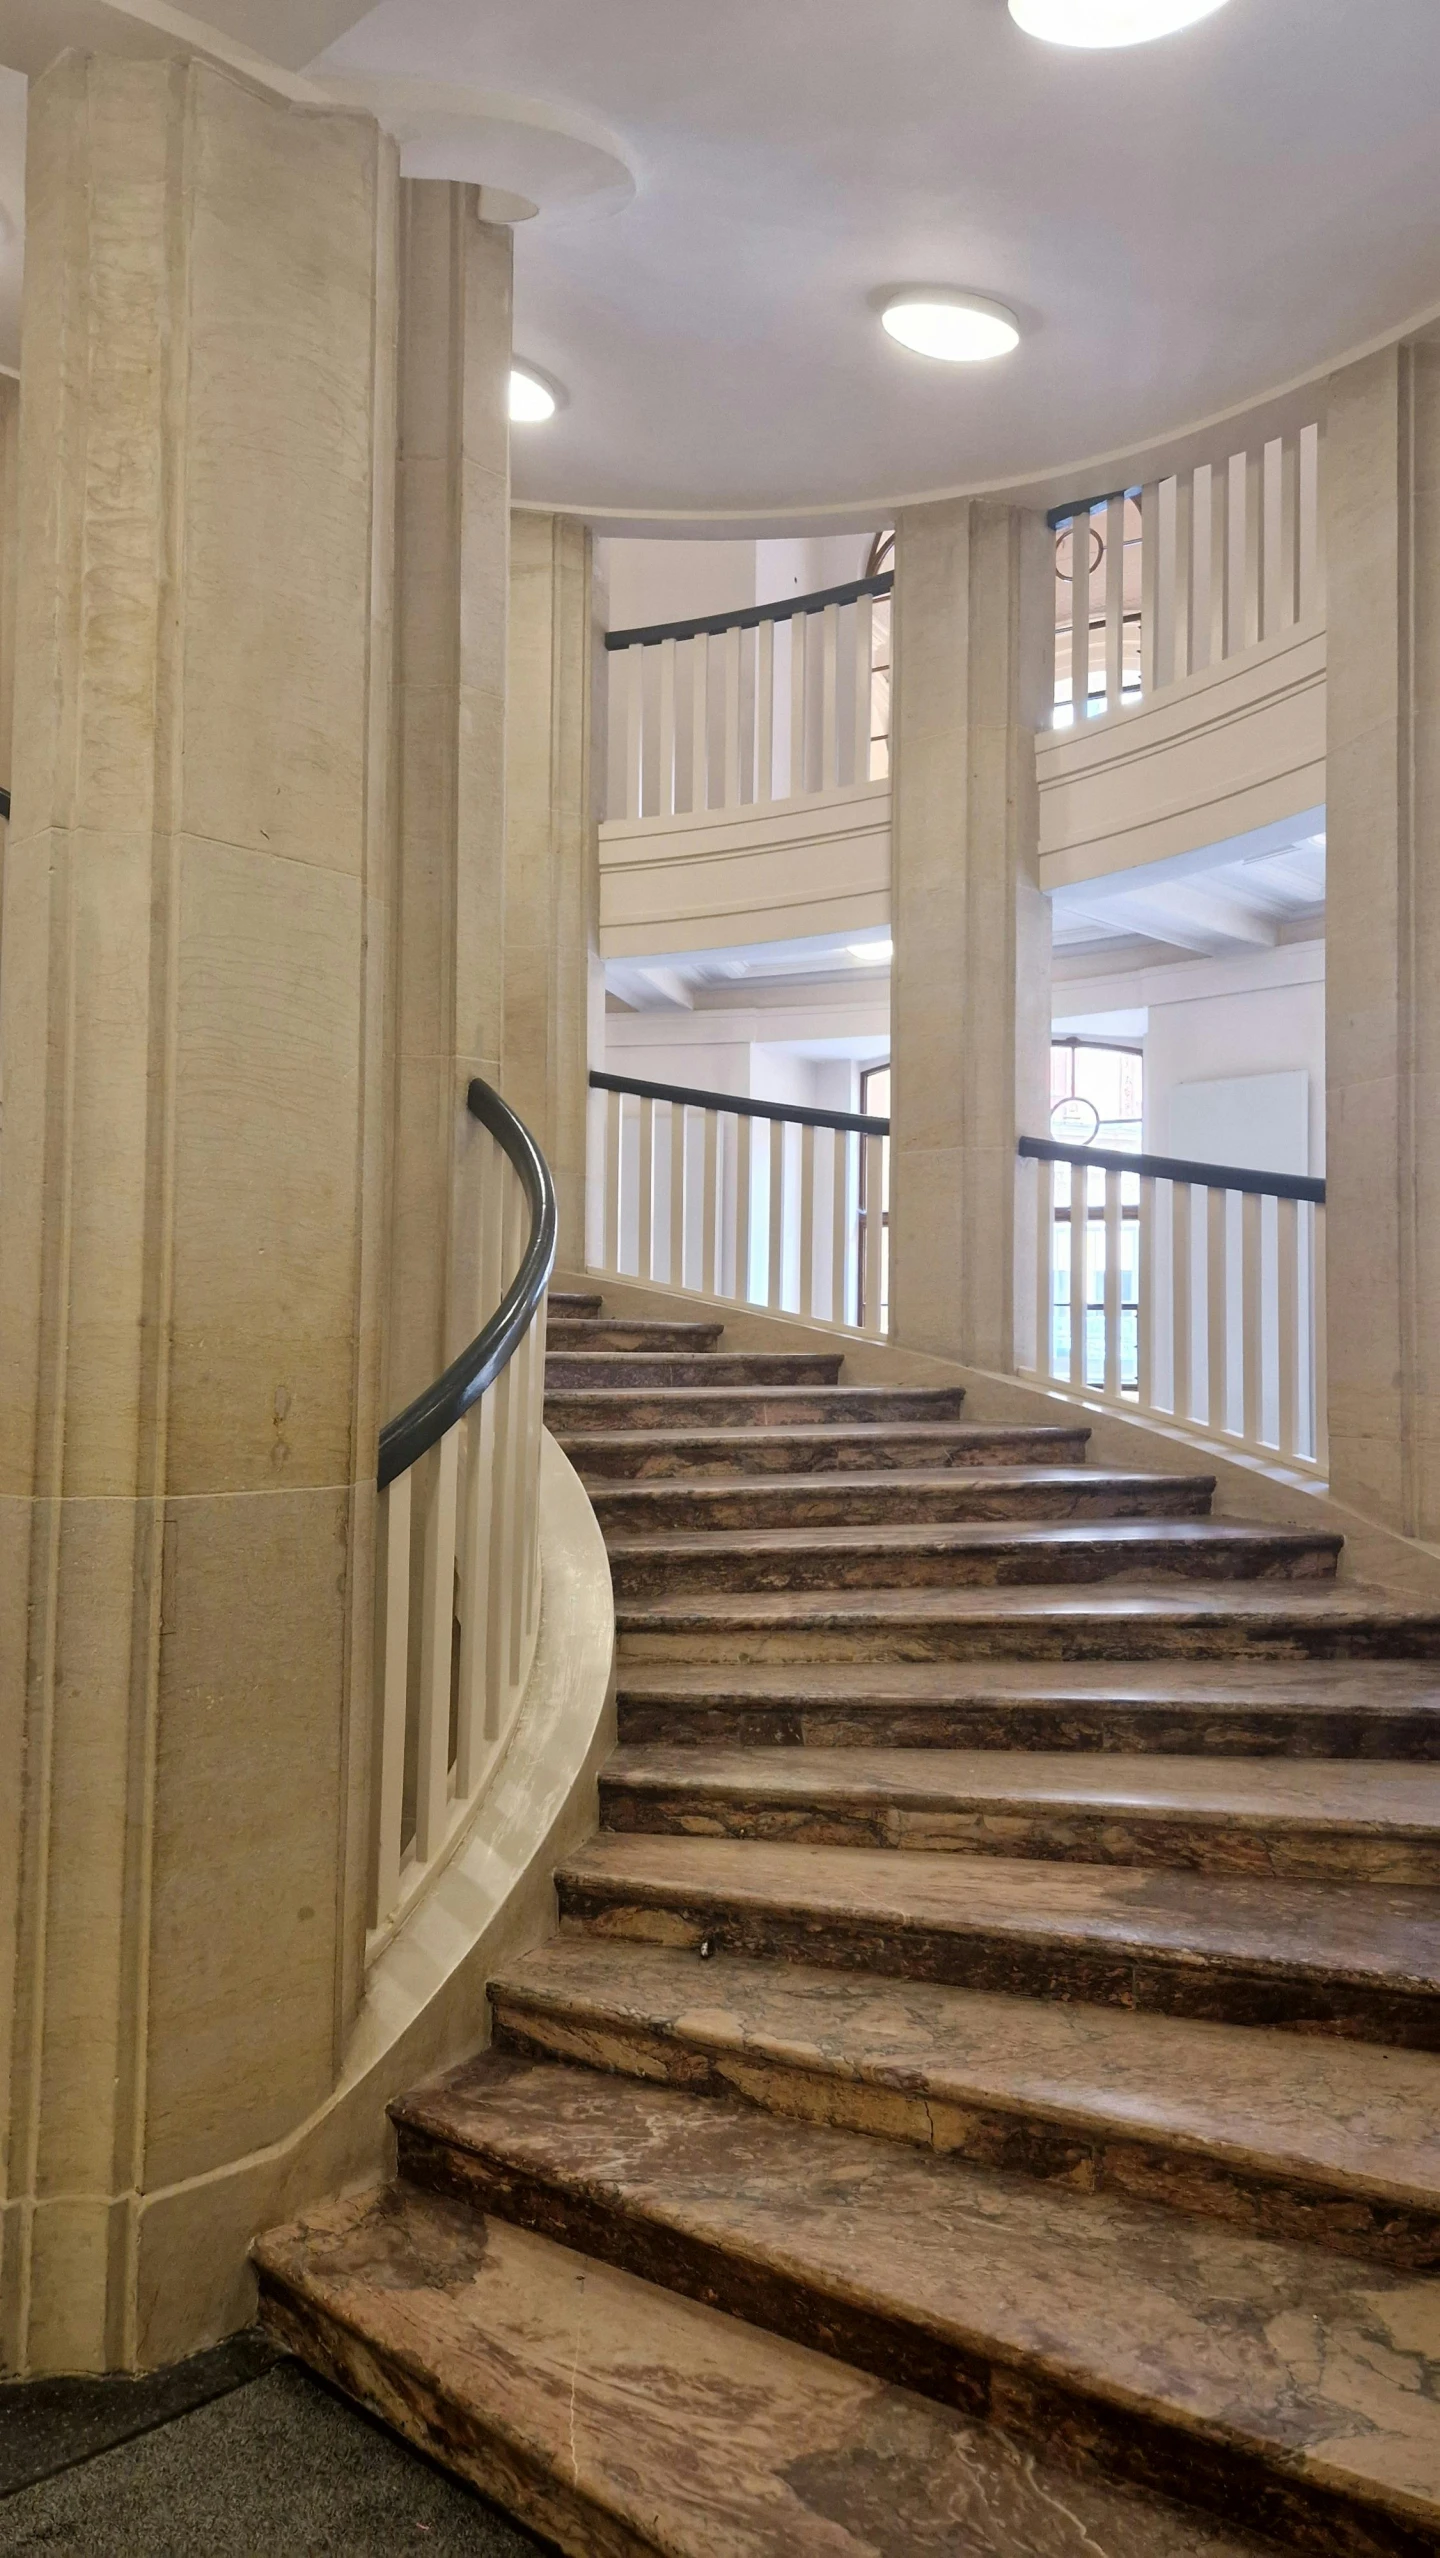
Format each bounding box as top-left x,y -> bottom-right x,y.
767,1118 -> 786,1311
757,618 -> 775,804
1068,1164 -> 1087,1388
657,636 -> 677,818
701,1109 -> 719,1297
820,602 -> 839,786
1034,1155 -> 1055,1376
455,1388 -> 495,1792
1104,495 -> 1126,715
1206,1186 -> 1229,1435
624,644 -> 643,820
1172,472 -> 1194,685
1300,422 -> 1324,620
861,1133 -> 884,1333
374,1468 -> 412,1925
799,1122 -> 817,1318
602,1088 -> 621,1276
1172,1181 -> 1193,1422
637,1093 -> 656,1282
1241,1189 -> 1263,1450
1313,1200 -> 1328,1474
722,621 -> 742,807
1140,484 -> 1159,698
1103,1168 -> 1123,1400
830,1126 -> 850,1326
1207,459 -> 1231,668
852,592 -> 873,782
1137,1174 -> 1157,1411
1276,437 -> 1301,634
1283,1192 -> 1309,1463
668,1098 -> 687,1290
1070,507 -> 1091,718
789,608 -> 807,796
1243,446 -> 1264,649
690,631 -> 709,813
734,1112 -> 754,1306
415,1425 -> 460,1862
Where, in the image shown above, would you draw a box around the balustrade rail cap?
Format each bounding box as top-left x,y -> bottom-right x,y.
1019,1133 -> 1325,1205
591,1068 -> 890,1141
606,571 -> 894,653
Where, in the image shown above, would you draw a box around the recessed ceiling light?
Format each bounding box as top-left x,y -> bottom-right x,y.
1009,0 -> 1231,46
510,366 -> 558,423
881,293 -> 1020,364
849,938 -> 894,964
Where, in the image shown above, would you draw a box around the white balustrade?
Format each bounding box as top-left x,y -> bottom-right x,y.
1018,1140 -> 1327,1476
371,1087 -> 553,1949
606,575 -> 892,824
588,1073 -> 890,1334
1056,420 -> 1323,725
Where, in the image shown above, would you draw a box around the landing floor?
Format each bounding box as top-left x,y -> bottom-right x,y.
0,2347 -> 547,2555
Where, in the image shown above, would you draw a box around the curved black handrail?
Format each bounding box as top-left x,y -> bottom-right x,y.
378,1079 -> 557,1491
591,1068 -> 889,1142
0,787 -> 10,821
1020,1134 -> 1325,1207
606,571 -> 894,654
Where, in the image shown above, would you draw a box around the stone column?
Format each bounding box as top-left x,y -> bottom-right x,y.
0,371 -> 17,802
505,510 -> 602,1266
388,182 -> 512,1418
1325,335 -> 1440,1539
888,497 -> 1053,1371
0,53 -> 395,2375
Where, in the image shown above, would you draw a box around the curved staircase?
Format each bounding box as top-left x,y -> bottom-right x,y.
257,1292 -> 1440,2558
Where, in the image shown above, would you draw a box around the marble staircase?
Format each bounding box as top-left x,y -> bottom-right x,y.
256,1292 -> 1440,2558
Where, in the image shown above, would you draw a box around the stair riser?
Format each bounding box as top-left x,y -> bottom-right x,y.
544,1390 -> 970,1430
615,1697 -> 1440,1758
617,1620 -> 1440,1665
545,1355 -> 843,1390
607,1541 -> 1341,1599
554,1888 -> 1440,2048
487,2001 -> 1440,2274
590,1481 -> 1215,1532
395,2119 -> 1425,2558
597,1785 -> 1440,1886
257,2279 -> 648,2558
548,1293 -> 603,1315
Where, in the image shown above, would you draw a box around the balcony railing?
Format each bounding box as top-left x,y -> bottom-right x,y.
1018,1137 -> 1327,1477
1051,419 -> 1324,727
605,572 -> 893,824
587,1070 -> 890,1333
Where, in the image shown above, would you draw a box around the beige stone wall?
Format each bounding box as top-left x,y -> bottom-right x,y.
387,182 -> 513,1421
1325,337 -> 1440,1543
505,510 -> 602,1266
0,53 -> 397,2375
889,497 -> 1052,1374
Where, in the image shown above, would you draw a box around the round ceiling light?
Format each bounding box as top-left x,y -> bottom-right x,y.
880,292 -> 1020,363
1008,0 -> 1231,44
510,366 -> 558,423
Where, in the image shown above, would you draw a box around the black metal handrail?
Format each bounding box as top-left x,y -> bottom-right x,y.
0,787 -> 11,821
591,1068 -> 890,1142
378,1079 -> 557,1491
606,571 -> 894,654
1020,1134 -> 1325,1207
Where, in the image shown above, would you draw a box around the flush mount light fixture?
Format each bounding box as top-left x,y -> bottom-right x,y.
1009,0 -> 1231,45
881,291 -> 1020,364
849,938 -> 895,964
510,365 -> 558,423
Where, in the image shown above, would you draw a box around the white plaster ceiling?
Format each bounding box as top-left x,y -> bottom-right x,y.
6,2 -> 1440,524
1050,826 -> 1326,960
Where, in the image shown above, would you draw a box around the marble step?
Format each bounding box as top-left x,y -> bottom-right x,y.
555,1833 -> 1440,2044
545,1318 -> 726,1352
589,1467 -> 1216,1534
560,1419 -> 1093,1478
488,1936 -> 1440,2269
393,2051 -> 1440,2558
255,2186 -> 1280,2558
598,1745 -> 1440,1883
544,1350 -> 844,1390
605,1520 -> 1341,1599
544,1382 -> 970,1431
615,1582 -> 1440,1664
547,1290 -> 604,1315
614,1659 -> 1440,1758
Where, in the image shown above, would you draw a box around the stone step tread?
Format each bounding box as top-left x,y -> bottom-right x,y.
255,2189 -> 1273,2558
544,1386 -> 969,1418
601,1745 -> 1440,1837
605,1519 -> 1341,1560
617,1582 -> 1440,1631
546,1320 -> 726,1346
589,1469 -> 1217,1523
547,1291 -> 603,1313
393,2052 -> 1440,2547
545,1353 -> 843,1381
558,1833 -> 1440,2002
615,1660 -> 1440,1703
615,1662 -> 1440,1756
490,1936 -> 1440,2222
558,1423 -> 1092,1474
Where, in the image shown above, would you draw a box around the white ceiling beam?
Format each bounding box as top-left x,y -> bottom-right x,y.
604,963 -> 695,1013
